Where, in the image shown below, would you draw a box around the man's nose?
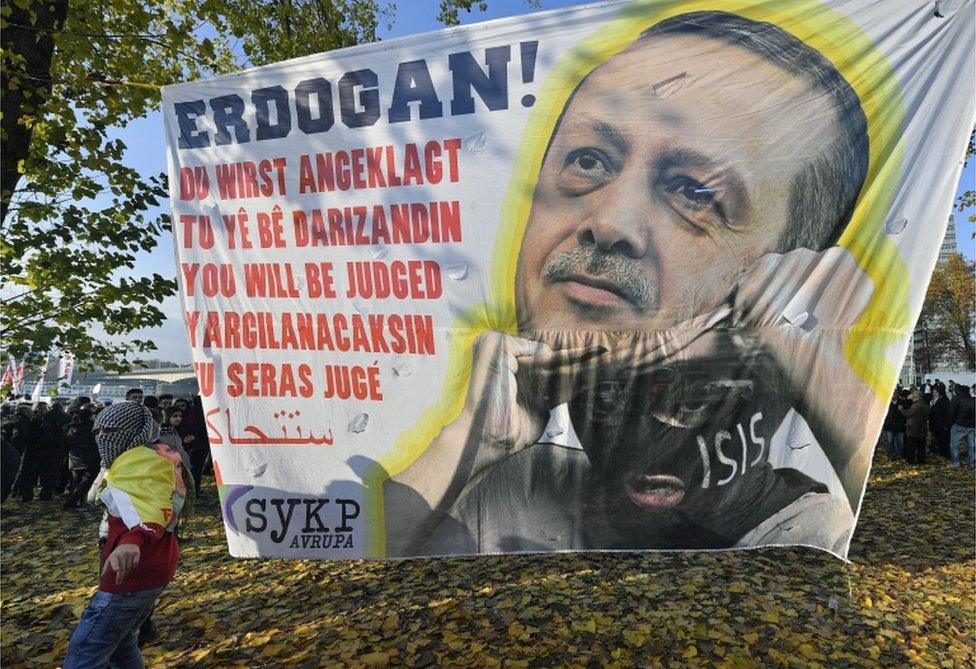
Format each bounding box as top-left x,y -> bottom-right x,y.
576,179 -> 651,258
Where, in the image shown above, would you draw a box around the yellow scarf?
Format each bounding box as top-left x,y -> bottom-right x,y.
101,444 -> 186,531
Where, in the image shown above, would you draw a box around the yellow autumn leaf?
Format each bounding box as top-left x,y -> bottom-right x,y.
258,643 -> 287,658
363,651 -> 392,666
622,630 -> 645,647
798,643 -> 817,658
574,619 -> 597,634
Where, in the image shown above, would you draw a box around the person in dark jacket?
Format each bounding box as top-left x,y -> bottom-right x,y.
183,397 -> 211,497
899,390 -> 930,465
1,432 -> 21,503
947,384 -> 975,467
882,390 -> 908,460
12,404 -> 55,501
38,403 -> 70,499
19,403 -> 49,499
45,403 -> 72,495
928,386 -> 951,459
1,404 -> 32,455
143,395 -> 162,426
3,405 -> 32,501
62,408 -> 99,509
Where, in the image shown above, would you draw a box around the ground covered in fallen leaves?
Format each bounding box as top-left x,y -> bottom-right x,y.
2,450 -> 974,668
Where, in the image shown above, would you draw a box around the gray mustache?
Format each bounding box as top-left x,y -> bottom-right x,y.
542,245 -> 657,309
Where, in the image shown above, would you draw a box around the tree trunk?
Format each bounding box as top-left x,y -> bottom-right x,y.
1,0 -> 69,224
955,320 -> 976,371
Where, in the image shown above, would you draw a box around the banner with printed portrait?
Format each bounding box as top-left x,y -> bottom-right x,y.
163,0 -> 975,559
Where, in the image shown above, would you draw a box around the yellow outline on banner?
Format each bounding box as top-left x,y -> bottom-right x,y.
362,0 -> 906,556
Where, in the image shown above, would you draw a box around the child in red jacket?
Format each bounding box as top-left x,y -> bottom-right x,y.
64,403 -> 184,669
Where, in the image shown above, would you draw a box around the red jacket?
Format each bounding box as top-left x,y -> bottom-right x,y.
99,515 -> 179,593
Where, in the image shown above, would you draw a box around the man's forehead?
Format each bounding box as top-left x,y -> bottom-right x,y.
549,34 -> 840,189
566,32 -> 835,140
585,33 -> 797,93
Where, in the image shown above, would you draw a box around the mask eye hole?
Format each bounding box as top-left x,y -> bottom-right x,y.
593,381 -> 628,419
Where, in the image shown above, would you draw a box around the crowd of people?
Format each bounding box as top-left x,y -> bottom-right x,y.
882,378 -> 976,467
0,388 -> 212,506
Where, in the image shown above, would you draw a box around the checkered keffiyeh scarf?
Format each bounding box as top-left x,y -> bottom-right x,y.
94,402 -> 158,467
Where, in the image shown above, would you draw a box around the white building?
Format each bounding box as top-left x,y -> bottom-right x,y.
937,215 -> 958,264
900,215 -> 964,385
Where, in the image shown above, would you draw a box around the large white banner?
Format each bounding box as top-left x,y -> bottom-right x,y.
164,0 -> 975,559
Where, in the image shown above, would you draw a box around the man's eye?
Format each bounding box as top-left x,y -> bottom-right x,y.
559,148 -> 614,193
571,150 -> 603,171
665,177 -> 717,208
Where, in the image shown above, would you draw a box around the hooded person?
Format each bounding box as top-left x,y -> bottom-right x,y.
2,403 -> 31,455
61,407 -> 98,509
158,405 -> 196,523
43,402 -> 71,497
0,431 -> 19,503
10,403 -> 51,501
0,405 -> 28,503
64,402 -> 186,669
65,396 -> 91,415
93,400 -> 158,468
15,401 -> 68,500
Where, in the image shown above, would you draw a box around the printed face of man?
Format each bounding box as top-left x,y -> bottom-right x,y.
515,33 -> 841,333
513,31 -> 850,546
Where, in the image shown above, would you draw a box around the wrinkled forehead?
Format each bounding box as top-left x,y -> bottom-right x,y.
555,33 -> 838,160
